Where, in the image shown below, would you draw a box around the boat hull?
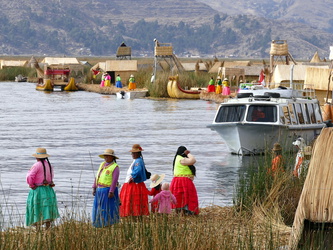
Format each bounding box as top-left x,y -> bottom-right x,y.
116,90 -> 148,99
36,79 -> 53,91
167,77 -> 200,99
64,78 -> 78,91
208,120 -> 324,155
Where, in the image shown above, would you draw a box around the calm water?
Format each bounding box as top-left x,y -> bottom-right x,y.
0,81 -> 248,228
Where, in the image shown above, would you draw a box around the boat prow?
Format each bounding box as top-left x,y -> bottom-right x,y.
64,77 -> 78,91
208,86 -> 326,155
167,75 -> 201,99
36,79 -> 53,91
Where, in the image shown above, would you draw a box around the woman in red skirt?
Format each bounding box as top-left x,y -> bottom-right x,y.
120,144 -> 150,217
170,146 -> 199,215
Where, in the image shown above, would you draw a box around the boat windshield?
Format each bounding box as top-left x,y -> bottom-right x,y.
247,105 -> 277,122
215,105 -> 246,122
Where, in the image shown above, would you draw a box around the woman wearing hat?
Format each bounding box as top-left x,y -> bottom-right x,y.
170,146 -> 199,215
26,148 -> 59,229
128,74 -> 136,90
100,73 -> 106,87
222,77 -> 231,95
120,144 -> 150,217
92,149 -> 120,227
115,74 -> 122,88
104,72 -> 111,87
215,76 -> 222,94
148,173 -> 165,213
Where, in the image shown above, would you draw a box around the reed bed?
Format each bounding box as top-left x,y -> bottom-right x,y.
1,205 -> 290,250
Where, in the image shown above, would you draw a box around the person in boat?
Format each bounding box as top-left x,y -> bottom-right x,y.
215,76 -> 222,94
292,137 -> 307,178
222,78 -> 231,95
269,143 -> 285,176
26,148 -> 59,230
100,73 -> 106,87
120,144 -> 150,217
170,146 -> 199,215
92,149 -> 120,227
148,173 -> 165,213
251,106 -> 266,122
104,73 -> 111,87
207,76 -> 215,93
128,74 -> 136,90
115,74 -> 122,88
149,182 -> 177,215
120,42 -> 127,47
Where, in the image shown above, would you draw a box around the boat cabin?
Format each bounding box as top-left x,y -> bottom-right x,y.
209,87 -> 325,155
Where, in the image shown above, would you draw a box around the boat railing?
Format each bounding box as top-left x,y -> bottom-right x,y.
278,82 -> 316,99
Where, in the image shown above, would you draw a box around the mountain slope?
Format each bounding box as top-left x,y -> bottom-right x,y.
0,0 -> 332,58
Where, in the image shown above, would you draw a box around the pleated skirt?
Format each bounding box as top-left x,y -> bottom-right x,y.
92,187 -> 120,227
119,182 -> 149,217
170,177 -> 199,215
26,186 -> 60,226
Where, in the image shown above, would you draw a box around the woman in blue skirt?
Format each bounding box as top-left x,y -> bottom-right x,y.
92,149 -> 120,227
26,148 -> 59,229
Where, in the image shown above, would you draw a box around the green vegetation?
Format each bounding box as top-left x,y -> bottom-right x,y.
0,67 -> 36,81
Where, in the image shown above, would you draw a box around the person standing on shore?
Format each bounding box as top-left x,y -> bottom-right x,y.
115,74 -> 122,88
207,76 -> 215,93
92,149 -> 120,227
100,73 -> 106,87
148,173 -> 165,213
128,75 -> 136,90
222,78 -> 231,95
170,146 -> 199,215
149,182 -> 176,214
120,144 -> 150,217
215,76 -> 222,94
104,73 -> 111,87
269,143 -> 285,176
26,148 -> 59,230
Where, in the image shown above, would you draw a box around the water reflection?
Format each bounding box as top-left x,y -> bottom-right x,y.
0,82 -> 248,228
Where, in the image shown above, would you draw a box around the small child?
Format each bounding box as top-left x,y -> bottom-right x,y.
149,182 -> 176,214
148,174 -> 165,213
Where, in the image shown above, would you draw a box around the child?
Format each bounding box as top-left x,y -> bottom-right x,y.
150,182 -> 176,214
148,174 -> 165,213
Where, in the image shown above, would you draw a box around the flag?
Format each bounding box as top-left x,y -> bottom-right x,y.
259,69 -> 265,86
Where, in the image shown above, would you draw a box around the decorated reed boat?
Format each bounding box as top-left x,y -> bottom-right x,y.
167,75 -> 201,99
64,77 -> 78,91
36,79 -> 53,91
208,84 -> 326,155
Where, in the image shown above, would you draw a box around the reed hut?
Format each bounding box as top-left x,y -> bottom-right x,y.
289,127 -> 333,249
0,60 -> 28,69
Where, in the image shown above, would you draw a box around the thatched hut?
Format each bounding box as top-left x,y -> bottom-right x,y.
289,127 -> 333,248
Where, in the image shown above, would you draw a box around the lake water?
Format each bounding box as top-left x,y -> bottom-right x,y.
0,81 -> 249,228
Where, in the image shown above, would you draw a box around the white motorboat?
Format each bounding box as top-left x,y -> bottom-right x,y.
208,85 -> 326,155
116,90 -> 148,99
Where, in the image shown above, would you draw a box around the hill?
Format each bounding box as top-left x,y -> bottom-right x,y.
0,0 -> 332,59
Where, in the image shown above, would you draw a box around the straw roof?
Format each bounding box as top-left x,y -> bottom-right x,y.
310,51 -> 321,63
208,61 -> 223,74
178,63 -> 207,71
289,128 -> 333,248
0,60 -> 28,69
41,57 -> 80,65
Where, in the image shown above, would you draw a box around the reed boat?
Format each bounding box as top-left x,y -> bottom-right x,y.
64,77 -> 78,91
36,79 -> 53,91
207,85 -> 326,155
116,90 -> 148,99
167,76 -> 201,99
